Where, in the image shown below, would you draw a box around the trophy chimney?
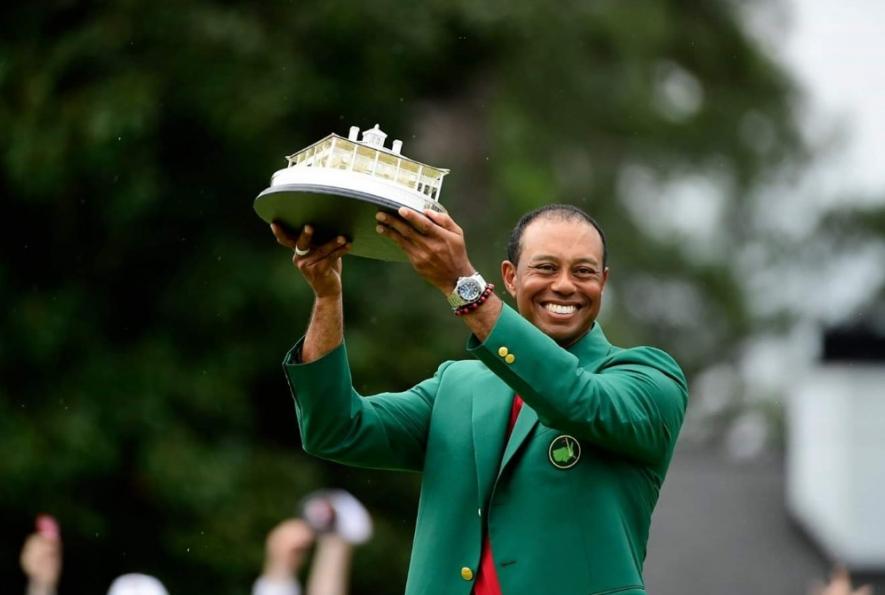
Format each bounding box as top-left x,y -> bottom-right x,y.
392,139 -> 403,154
348,126 -> 360,141
361,124 -> 387,148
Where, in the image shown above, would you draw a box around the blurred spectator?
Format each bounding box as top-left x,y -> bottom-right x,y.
253,519 -> 315,595
20,515 -> 170,595
20,515 -> 62,595
811,567 -> 873,595
106,574 -> 169,595
20,491 -> 371,595
253,489 -> 373,595
300,490 -> 372,546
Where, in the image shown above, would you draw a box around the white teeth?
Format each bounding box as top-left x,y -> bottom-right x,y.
545,303 -> 576,315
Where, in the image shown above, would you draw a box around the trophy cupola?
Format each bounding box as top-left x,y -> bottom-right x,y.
361,124 -> 387,148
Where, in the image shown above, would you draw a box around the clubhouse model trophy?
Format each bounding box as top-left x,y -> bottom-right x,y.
254,124 -> 450,261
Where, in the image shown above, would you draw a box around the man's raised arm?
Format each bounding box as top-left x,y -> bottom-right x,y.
374,207 -> 502,341
270,223 -> 351,362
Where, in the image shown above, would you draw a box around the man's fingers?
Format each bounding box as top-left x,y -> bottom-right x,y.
423,209 -> 459,232
272,222 -> 314,252
293,243 -> 351,273
376,221 -> 415,253
386,207 -> 461,238
294,225 -> 314,254
376,211 -> 424,239
271,222 -> 299,248
395,208 -> 436,236
298,236 -> 348,266
309,241 -> 351,266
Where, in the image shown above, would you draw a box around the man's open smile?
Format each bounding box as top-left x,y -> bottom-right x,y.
541,302 -> 581,316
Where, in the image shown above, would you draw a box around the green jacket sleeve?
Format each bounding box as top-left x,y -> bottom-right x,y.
468,304 -> 687,465
282,338 -> 447,472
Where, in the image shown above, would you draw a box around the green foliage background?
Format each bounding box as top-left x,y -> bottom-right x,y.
1,1 -> 803,593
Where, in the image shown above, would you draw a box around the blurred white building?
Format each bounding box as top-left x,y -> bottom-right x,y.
787,324 -> 885,570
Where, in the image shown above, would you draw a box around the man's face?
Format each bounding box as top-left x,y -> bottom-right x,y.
502,217 -> 608,347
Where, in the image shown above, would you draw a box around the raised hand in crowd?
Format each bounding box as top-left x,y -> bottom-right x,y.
20,515 -> 62,595
811,567 -> 873,595
253,489 -> 373,595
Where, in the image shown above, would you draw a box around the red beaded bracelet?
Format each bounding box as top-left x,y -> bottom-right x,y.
454,283 -> 495,316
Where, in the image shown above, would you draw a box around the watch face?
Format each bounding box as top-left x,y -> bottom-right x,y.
458,279 -> 482,301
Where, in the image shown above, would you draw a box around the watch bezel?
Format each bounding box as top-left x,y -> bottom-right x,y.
447,272 -> 488,309
457,278 -> 483,301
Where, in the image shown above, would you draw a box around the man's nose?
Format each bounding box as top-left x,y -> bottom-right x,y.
550,271 -> 576,294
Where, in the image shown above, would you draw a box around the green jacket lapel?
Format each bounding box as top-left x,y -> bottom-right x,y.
497,404 -> 539,480
472,374 -> 511,509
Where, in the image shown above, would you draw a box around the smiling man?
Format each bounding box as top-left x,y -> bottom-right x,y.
271,203 -> 687,595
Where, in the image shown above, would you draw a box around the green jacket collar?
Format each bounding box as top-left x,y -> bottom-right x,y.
565,322 -> 613,364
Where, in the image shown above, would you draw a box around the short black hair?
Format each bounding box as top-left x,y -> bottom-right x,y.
506,204 -> 607,267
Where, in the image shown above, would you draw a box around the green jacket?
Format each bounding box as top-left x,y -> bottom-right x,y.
283,304 -> 687,595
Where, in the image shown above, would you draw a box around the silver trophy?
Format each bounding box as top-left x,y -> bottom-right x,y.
254,124 -> 450,261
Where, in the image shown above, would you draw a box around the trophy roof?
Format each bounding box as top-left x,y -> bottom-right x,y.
285,130 -> 450,175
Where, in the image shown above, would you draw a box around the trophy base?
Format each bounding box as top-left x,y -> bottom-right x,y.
255,184 -> 445,262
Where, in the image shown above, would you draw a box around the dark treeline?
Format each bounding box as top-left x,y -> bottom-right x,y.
0,2 -> 802,593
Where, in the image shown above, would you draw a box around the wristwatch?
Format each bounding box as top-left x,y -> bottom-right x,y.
447,272 -> 488,310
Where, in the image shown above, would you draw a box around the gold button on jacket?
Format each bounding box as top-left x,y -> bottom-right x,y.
497,346 -> 509,357
461,567 -> 474,581
505,353 -> 516,364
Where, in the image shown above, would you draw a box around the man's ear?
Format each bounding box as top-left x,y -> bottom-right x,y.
601,267 -> 610,292
501,260 -> 517,298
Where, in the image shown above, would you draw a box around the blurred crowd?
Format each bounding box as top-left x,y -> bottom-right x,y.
19,489 -> 874,594
19,490 -> 373,595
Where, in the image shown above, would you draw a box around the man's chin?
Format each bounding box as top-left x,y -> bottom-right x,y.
524,310 -> 590,341
542,320 -> 596,346
540,323 -> 576,343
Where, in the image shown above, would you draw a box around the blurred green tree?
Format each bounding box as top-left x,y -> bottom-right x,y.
0,1 -> 803,593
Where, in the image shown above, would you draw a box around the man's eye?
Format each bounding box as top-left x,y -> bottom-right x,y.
576,268 -> 598,277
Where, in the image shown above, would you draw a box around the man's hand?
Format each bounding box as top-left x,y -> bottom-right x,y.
375,208 -> 474,295
271,223 -> 352,298
20,532 -> 61,595
376,206 -> 502,341
272,222 -> 349,362
263,519 -> 315,581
